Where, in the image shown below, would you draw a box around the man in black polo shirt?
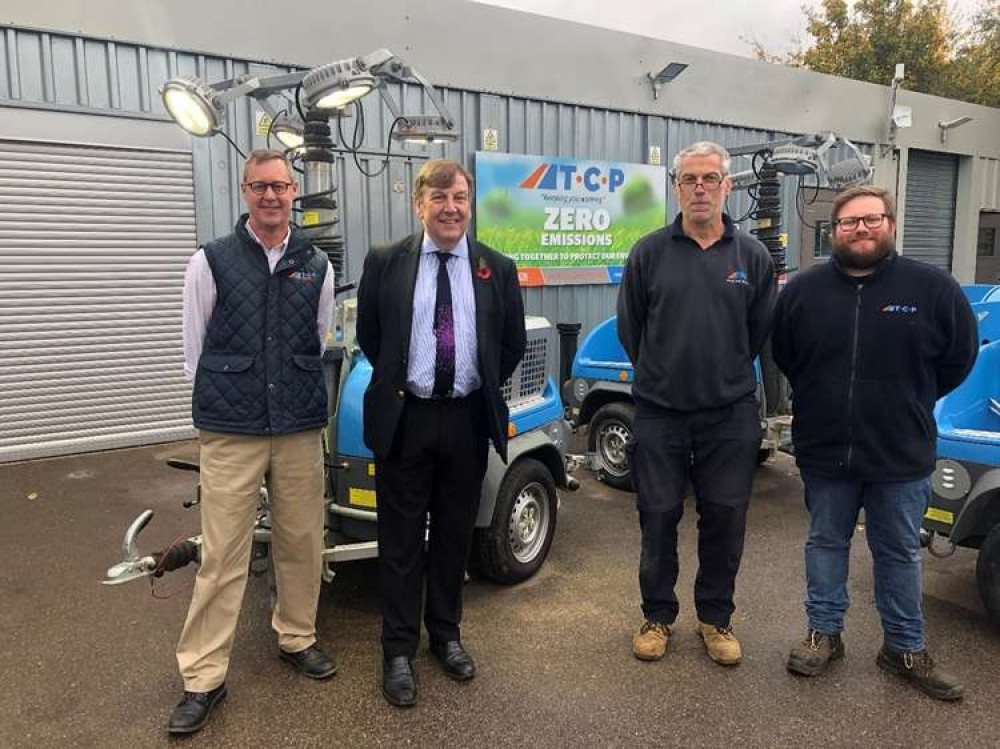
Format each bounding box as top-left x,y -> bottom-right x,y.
618,141 -> 776,666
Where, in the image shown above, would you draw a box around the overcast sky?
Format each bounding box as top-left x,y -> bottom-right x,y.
473,0 -> 987,59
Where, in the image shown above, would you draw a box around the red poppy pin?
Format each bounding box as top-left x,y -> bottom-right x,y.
476,256 -> 492,280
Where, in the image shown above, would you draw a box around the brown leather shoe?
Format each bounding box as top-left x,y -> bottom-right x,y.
787,630 -> 844,676
696,621 -> 742,665
632,620 -> 670,661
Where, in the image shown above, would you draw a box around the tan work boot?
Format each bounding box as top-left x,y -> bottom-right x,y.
632,620 -> 670,661
696,621 -> 742,665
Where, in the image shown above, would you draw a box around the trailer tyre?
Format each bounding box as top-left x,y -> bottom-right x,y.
475,458 -> 557,584
976,523 -> 1000,626
588,402 -> 635,491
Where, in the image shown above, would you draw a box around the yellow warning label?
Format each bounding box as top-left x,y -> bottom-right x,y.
367,463 -> 376,477
924,507 -> 954,525
256,112 -> 273,136
349,488 -> 377,508
303,211 -> 321,226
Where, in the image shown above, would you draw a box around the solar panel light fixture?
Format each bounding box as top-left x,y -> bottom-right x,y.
647,62 -> 689,100
938,115 -> 973,144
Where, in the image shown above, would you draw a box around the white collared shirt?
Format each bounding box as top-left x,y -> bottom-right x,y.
405,233 -> 481,397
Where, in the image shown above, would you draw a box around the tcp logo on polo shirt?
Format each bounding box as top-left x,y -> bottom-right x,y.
726,269 -> 749,286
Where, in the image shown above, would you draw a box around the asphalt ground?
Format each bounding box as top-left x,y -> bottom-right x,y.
2,442 -> 998,749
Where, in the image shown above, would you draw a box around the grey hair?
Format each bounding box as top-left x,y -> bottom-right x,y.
670,141 -> 731,180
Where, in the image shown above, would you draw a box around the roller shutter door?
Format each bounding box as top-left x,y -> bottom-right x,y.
903,149 -> 958,271
0,140 -> 196,462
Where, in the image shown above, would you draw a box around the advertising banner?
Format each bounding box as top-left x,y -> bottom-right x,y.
475,152 -> 667,285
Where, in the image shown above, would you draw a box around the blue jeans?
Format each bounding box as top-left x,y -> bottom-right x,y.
801,472 -> 931,652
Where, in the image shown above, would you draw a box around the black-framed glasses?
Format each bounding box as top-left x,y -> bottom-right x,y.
674,172 -> 725,191
833,213 -> 889,231
244,181 -> 293,195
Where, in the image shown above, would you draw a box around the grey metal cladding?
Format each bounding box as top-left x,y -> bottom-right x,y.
0,25 -> 872,339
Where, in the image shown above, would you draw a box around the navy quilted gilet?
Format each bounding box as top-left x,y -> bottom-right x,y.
192,215 -> 330,435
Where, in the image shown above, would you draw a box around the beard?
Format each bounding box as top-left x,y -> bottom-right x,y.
831,235 -> 894,272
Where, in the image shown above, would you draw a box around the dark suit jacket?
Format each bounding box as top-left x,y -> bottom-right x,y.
356,232 -> 527,462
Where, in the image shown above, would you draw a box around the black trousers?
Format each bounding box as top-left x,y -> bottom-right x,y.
629,396 -> 761,627
375,391 -> 489,659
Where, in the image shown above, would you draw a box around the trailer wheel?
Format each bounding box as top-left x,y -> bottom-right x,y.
588,402 -> 635,491
476,458 -> 557,584
976,523 -> 1000,626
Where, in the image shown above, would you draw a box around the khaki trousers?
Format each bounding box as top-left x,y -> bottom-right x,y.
176,428 -> 325,691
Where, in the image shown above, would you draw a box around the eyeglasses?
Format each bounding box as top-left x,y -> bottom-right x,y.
675,173 -> 725,191
244,181 -> 293,195
833,213 -> 889,231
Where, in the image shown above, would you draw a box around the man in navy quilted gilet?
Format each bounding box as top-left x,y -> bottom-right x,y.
168,150 -> 337,735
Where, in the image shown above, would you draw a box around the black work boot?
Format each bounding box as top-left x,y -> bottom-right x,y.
876,647 -> 964,701
787,630 -> 844,676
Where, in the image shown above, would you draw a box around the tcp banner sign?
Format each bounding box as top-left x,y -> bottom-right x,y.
474,152 -> 666,285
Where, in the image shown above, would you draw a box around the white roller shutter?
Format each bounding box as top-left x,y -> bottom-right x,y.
0,139 -> 197,462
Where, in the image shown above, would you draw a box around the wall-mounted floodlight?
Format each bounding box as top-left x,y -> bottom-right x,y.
161,77 -> 225,136
938,115 -> 973,144
647,62 -> 688,100
393,115 -> 459,145
302,58 -> 376,110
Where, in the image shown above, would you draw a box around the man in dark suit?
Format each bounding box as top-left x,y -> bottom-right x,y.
356,158 -> 526,707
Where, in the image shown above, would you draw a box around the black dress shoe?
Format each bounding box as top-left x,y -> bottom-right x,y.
167,683 -> 227,735
430,640 -> 476,681
382,656 -> 417,707
279,644 -> 338,680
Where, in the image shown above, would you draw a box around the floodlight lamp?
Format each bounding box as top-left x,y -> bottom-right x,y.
271,112 -> 305,150
161,77 -> 223,136
826,156 -> 873,190
728,169 -> 757,191
769,144 -> 820,176
392,115 -> 458,145
302,59 -> 376,110
825,140 -> 873,190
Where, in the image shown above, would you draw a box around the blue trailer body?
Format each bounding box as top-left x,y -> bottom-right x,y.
927,286 -> 1000,624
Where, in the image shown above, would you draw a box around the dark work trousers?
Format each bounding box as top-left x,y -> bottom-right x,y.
629,395 -> 761,627
375,390 -> 489,659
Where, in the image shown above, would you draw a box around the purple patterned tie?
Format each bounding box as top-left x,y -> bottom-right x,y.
433,251 -> 455,397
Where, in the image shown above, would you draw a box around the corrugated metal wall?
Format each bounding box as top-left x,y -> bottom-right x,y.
0,26 -> 864,339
